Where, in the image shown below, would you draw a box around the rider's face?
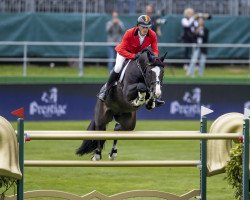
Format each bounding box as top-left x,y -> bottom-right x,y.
138,25 -> 149,36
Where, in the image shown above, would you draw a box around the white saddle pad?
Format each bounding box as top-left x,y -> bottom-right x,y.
118,60 -> 131,83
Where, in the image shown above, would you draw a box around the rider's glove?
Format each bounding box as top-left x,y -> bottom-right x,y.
134,52 -> 141,60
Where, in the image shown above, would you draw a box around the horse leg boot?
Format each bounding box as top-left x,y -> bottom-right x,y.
109,140 -> 118,160
109,123 -> 121,160
131,83 -> 147,107
92,140 -> 103,161
98,70 -> 119,101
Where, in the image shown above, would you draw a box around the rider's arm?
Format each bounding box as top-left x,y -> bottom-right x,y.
115,31 -> 136,60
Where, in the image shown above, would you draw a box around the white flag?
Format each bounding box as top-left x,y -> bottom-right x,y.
244,108 -> 250,119
201,106 -> 213,117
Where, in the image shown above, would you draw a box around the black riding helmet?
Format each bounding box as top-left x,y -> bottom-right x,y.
137,15 -> 152,28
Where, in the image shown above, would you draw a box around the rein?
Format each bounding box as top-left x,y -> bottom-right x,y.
136,60 -> 150,91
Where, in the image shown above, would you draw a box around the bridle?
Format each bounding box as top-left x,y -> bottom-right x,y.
136,59 -> 163,96
136,59 -> 149,89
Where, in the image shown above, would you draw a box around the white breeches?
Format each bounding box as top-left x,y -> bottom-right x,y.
113,53 -> 126,73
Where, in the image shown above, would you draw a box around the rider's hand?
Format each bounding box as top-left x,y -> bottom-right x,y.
134,52 -> 141,60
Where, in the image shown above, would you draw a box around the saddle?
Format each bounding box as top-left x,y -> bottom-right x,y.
97,59 -> 130,99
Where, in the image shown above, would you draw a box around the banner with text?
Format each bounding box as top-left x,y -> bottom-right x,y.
0,83 -> 249,121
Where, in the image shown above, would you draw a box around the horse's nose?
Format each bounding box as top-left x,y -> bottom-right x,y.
154,84 -> 161,98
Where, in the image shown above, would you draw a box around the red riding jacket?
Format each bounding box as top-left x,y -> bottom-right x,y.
115,27 -> 159,60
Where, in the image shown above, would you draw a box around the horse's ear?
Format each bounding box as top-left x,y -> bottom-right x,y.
160,51 -> 168,62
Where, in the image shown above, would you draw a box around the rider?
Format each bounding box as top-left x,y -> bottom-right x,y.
99,15 -> 165,107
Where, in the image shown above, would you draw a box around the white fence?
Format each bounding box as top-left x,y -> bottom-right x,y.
0,41 -> 250,76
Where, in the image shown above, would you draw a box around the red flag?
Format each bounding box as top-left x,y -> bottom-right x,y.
11,107 -> 24,118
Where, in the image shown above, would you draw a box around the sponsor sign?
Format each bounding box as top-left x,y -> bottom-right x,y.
0,83 -> 250,120
169,87 -> 211,118
29,87 -> 67,118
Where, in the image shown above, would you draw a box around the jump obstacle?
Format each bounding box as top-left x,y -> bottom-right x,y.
2,107 -> 250,200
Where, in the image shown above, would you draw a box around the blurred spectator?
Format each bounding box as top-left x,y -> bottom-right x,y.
181,8 -> 198,69
187,17 -> 209,77
106,11 -> 125,72
145,4 -> 162,37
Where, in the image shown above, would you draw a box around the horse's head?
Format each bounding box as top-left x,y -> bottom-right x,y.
137,49 -> 167,99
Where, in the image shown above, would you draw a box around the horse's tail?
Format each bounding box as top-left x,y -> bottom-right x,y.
76,120 -> 97,156
76,140 -> 99,156
75,120 -> 106,156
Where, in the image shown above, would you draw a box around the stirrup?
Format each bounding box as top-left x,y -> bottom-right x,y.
97,84 -> 108,102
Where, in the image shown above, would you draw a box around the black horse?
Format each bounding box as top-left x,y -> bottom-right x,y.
76,49 -> 167,160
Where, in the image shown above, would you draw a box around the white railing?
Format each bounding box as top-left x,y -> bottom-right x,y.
0,41 -> 250,77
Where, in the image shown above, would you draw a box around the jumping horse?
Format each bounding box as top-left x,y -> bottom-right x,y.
76,48 -> 167,160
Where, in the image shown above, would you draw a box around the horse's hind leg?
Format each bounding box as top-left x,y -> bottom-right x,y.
76,119 -> 106,160
76,99 -> 112,160
108,123 -> 121,160
92,141 -> 105,161
115,112 -> 136,131
92,99 -> 113,161
109,112 -> 136,160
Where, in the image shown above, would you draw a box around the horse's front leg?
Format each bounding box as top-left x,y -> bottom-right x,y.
110,113 -> 136,160
92,99 -> 113,161
131,83 -> 147,107
109,122 -> 121,160
109,139 -> 118,160
108,122 -> 124,160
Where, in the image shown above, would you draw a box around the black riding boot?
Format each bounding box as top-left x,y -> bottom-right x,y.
155,98 -> 165,107
98,70 -> 119,101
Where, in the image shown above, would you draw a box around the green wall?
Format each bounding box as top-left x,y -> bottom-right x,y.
0,13 -> 249,59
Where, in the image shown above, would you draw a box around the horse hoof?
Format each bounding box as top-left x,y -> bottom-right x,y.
92,153 -> 102,161
109,153 -> 117,160
109,148 -> 118,160
92,150 -> 102,161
